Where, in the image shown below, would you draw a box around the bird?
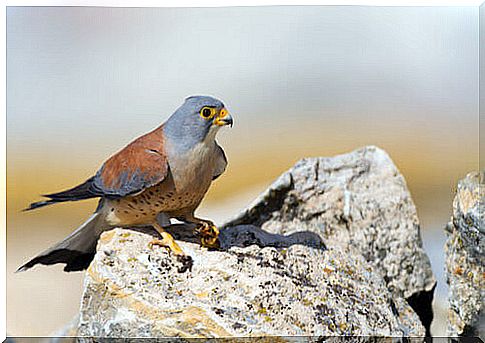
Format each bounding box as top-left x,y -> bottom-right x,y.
18,95 -> 233,273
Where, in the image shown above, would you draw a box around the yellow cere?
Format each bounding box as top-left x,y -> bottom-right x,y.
219,108 -> 228,118
214,107 -> 229,126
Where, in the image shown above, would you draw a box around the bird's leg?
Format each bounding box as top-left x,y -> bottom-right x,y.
148,229 -> 184,256
186,216 -> 220,249
149,222 -> 192,272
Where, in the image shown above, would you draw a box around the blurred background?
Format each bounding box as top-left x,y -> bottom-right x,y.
7,5 -> 478,336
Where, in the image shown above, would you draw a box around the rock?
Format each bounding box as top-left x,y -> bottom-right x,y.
223,146 -> 436,333
77,227 -> 425,337
445,171 -> 484,337
69,146 -> 433,338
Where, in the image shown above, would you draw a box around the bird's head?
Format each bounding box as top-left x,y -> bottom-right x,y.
163,95 -> 233,144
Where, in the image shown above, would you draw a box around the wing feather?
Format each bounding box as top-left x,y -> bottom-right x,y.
93,129 -> 169,197
212,143 -> 228,180
25,127 -> 169,211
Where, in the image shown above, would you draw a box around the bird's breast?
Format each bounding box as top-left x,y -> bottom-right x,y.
168,141 -> 216,192
101,141 -> 219,228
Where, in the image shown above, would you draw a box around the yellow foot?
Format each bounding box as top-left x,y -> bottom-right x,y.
197,222 -> 220,249
148,232 -> 193,272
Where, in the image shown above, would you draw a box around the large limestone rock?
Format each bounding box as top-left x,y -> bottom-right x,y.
445,171 -> 484,336
223,146 -> 436,332
78,227 -> 424,337
74,146 -> 433,338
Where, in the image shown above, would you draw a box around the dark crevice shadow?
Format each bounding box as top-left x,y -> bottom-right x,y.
126,223 -> 326,251
406,284 -> 436,337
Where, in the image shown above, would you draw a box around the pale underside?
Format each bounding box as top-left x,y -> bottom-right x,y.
103,139 -> 226,228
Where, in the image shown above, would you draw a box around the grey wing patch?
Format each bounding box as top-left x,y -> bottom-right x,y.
213,143 -> 228,180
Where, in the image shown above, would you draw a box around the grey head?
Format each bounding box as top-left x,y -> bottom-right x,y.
163,95 -> 233,148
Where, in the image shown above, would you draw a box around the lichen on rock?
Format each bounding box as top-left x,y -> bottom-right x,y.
223,146 -> 436,332
445,171 -> 484,337
72,146 -> 434,338
77,227 -> 424,338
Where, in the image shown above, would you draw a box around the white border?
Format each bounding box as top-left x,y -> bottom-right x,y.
4,0 -> 485,7
1,0 -> 482,341
1,1 -> 6,340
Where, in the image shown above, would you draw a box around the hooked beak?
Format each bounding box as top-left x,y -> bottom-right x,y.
214,108 -> 234,127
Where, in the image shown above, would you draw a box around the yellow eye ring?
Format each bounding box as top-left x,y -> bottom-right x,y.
200,106 -> 215,120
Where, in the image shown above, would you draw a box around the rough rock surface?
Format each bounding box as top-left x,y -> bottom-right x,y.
445,171 -> 484,337
77,227 -> 424,338
71,146 -> 434,338
223,146 -> 436,331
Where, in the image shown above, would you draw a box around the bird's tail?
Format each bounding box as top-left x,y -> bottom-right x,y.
17,213 -> 107,272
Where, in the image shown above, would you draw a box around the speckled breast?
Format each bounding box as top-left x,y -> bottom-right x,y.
104,176 -> 210,227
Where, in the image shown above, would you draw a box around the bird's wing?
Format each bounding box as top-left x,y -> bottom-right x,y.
93,130 -> 169,197
25,129 -> 169,211
212,142 -> 228,180
25,176 -> 102,211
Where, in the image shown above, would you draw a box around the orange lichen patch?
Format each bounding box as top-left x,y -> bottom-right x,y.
457,188 -> 479,214
181,307 -> 231,336
99,229 -> 117,244
195,291 -> 209,299
87,263 -> 133,299
454,266 -> 464,276
87,262 -> 231,337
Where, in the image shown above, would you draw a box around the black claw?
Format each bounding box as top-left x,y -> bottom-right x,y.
203,238 -> 221,251
176,255 -> 193,273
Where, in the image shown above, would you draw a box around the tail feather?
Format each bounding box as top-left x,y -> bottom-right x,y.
16,249 -> 96,273
17,213 -> 107,272
43,177 -> 98,200
24,177 -> 100,211
23,199 -> 60,211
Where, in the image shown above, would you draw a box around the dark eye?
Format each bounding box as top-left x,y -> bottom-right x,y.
200,107 -> 214,119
